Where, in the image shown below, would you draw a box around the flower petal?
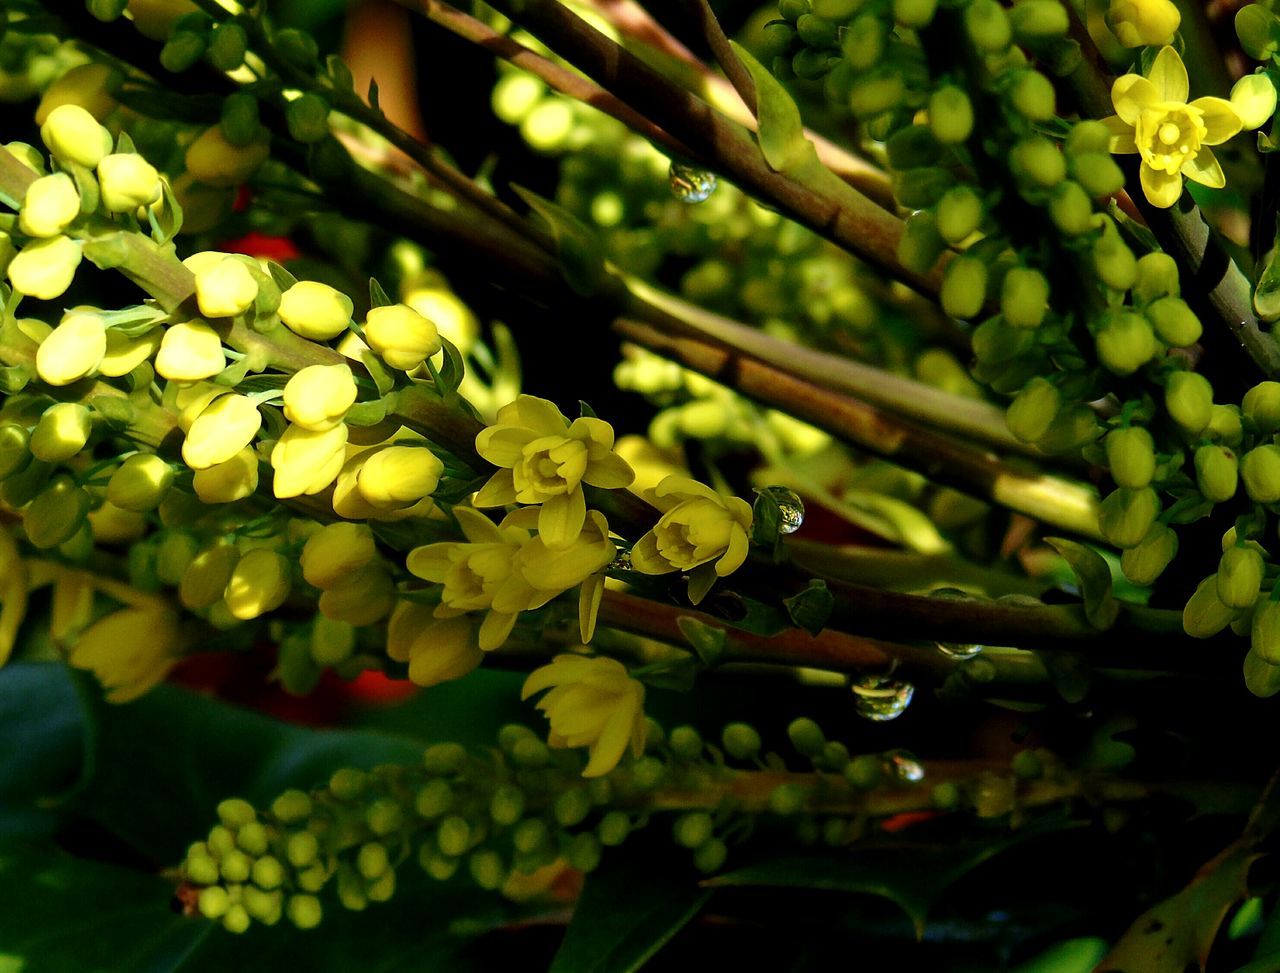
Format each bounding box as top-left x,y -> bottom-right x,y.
715,526 -> 749,577
579,573 -> 604,643
583,452 -> 635,490
473,470 -> 518,508
478,608 -> 518,650
628,532 -> 670,574
1190,97 -> 1243,145
1112,75 -> 1158,125
1147,45 -> 1187,103
1182,146 -> 1225,187
567,416 -> 616,449
454,505 -> 505,543
687,564 -> 717,605
538,489 -> 586,550
476,425 -> 538,467
1101,115 -> 1138,153
583,695 -> 638,777
405,543 -> 455,582
512,394 -> 569,436
1140,162 -> 1183,208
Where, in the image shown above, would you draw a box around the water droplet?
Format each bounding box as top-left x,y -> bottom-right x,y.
669,162 -> 717,203
850,674 -> 914,722
883,749 -> 925,783
929,586 -> 983,659
760,486 -> 805,534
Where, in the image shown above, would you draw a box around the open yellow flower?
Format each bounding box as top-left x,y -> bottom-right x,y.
473,395 -> 634,549
1103,46 -> 1242,208
522,654 -> 647,777
68,605 -> 183,703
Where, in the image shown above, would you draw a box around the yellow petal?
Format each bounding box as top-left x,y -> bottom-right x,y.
1190,96 -> 1243,145
583,696 -> 638,777
1182,146 -> 1225,188
478,609 -> 518,650
715,526 -> 749,577
568,416 -> 616,449
687,564 -> 717,605
1147,46 -> 1187,103
1140,162 -> 1183,208
454,505 -> 505,543
579,573 -> 604,643
473,470 -> 518,507
583,452 -> 635,490
511,395 -> 569,436
476,425 -> 538,467
1100,115 -> 1138,153
538,489 -> 586,550
1112,75 -> 1157,125
405,543 -> 456,582
628,533 -> 670,575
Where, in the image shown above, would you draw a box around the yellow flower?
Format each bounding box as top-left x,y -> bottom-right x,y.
68,605 -> 183,703
35,63 -> 116,127
1103,46 -> 1242,208
474,395 -> 635,549
270,422 -> 348,498
1107,0 -> 1179,47
386,605 -> 484,688
193,256 -> 259,318
364,303 -> 441,370
192,447 -> 259,504
278,281 -> 353,340
521,654 -> 646,777
300,521 -> 377,589
630,475 -> 753,605
19,173 -> 80,238
183,393 -> 262,469
406,507 -> 614,650
156,321 -> 226,382
36,312 -> 106,386
283,363 -> 357,431
355,445 -> 444,509
223,548 -> 291,620
98,153 -> 162,212
8,235 -> 81,300
40,104 -> 112,169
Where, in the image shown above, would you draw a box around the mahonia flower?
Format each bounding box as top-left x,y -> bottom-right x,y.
300,522 -> 377,589
355,445 -> 444,509
223,548 -> 291,620
1107,0 -> 1179,47
35,312 -> 106,386
156,320 -> 226,382
1231,73 -> 1279,130
183,393 -> 262,469
1103,46 -> 1242,208
68,605 -> 183,703
278,281 -> 353,340
193,256 -> 259,318
364,303 -> 441,370
20,172 -> 80,238
283,364 -> 357,431
521,654 -> 647,777
406,506 -> 615,651
386,603 -> 484,688
97,153 -> 162,212
40,104 -> 112,169
474,395 -> 635,549
631,475 -> 753,605
8,235 -> 81,300
192,448 -> 259,504
269,422 -> 348,498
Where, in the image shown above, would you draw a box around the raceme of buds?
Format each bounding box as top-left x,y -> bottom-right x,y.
364,303 -> 442,371
40,104 -> 112,169
283,364 -> 357,432
35,312 -> 106,386
278,281 -> 354,340
97,153 -> 162,212
19,173 -> 80,238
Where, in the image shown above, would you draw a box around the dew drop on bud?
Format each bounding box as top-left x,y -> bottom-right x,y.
669,162 -> 717,203
850,674 -> 914,721
928,586 -> 983,658
883,749 -> 925,783
760,485 -> 805,534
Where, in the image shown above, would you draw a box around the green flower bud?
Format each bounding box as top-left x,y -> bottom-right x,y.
972,315 -> 1035,364
367,798 -> 404,836
1218,547 -> 1264,609
329,767 -> 368,800
160,31 -> 206,73
243,886 -> 282,925
252,855 -> 285,890
1246,646 -> 1280,697
1145,297 -> 1201,348
848,72 -> 906,116
1133,252 -> 1180,304
24,476 -> 90,549
286,831 -> 319,868
721,722 -> 761,760
631,755 -> 666,789
437,815 -> 472,857
1183,574 -> 1236,638
511,737 -> 550,768
554,788 -> 592,827
0,423 -> 30,480
893,0 -> 937,27
285,93 -> 330,144
1253,600 -> 1280,664
1001,267 -> 1050,328
271,789 -> 312,824
1011,137 -> 1066,189
936,186 -> 983,244
30,402 -> 91,462
1095,312 -> 1157,376
220,849 -> 252,883
220,91 -> 262,148
221,904 -> 251,935
1097,487 -> 1160,549
469,849 -> 506,890
894,168 -> 954,210
3,459 -> 53,510
758,20 -> 796,58
566,833 -> 602,873
598,810 -> 631,847
106,454 -> 172,512
841,15 -> 886,70
1207,405 -> 1244,447
356,842 -> 390,881
1241,444 -> 1280,503
796,12 -> 838,45
1244,382 -> 1280,435
965,0 -> 1012,48
275,28 -> 319,67
1194,444 -> 1238,503
217,797 -> 256,829
186,854 -> 220,886
1006,377 -> 1061,442
896,210 -> 945,274
198,886 -> 230,920
207,825 -> 235,857
787,717 -> 825,756
1072,153 -> 1125,198
489,785 -> 525,826
1048,181 -> 1094,236
844,753 -> 884,788
673,812 -> 714,849
1008,70 -> 1056,121
693,838 -> 728,874
296,863 -> 326,892
886,125 -> 941,169
768,783 -> 806,815
1106,427 -> 1156,488
286,894 -> 323,930
928,87 -> 974,145
1010,0 -> 1069,39
1093,232 -> 1137,291
513,818 -> 550,855
940,256 -> 988,319
415,779 -> 454,819
669,725 -> 703,760
1165,371 -> 1214,434
208,21 -> 248,71
1120,523 -> 1178,585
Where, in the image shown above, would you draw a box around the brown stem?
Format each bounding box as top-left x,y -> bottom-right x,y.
681,0 -> 756,118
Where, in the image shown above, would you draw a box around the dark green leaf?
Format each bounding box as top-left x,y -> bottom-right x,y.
783,580 -> 834,636
728,41 -> 810,173
1044,537 -> 1118,629
267,261 -> 298,292
368,277 -> 393,309
675,616 -> 727,666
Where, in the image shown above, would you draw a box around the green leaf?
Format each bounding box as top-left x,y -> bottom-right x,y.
0,363 -> 31,394
1255,219 -> 1280,322
1044,537 -> 1118,629
728,41 -> 810,173
549,854 -> 709,973
436,336 -> 467,396
267,261 -> 298,292
512,186 -> 607,296
360,349 -> 397,396
148,177 -> 184,246
368,276 -> 393,309
783,579 -> 834,636
675,616 -> 727,666
750,487 -> 783,558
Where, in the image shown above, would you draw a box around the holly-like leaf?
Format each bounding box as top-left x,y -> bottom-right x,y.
1044,537 -> 1118,630
783,580 -> 834,636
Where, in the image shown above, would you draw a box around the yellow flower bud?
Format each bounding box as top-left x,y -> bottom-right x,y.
395,615 -> 483,688
278,281 -> 354,340
24,476 -> 91,549
300,521 -> 376,589
180,542 -> 240,610
68,605 -> 182,703
98,153 -> 162,212
107,453 -> 174,511
156,321 -> 225,382
40,104 -> 113,169
282,364 -> 357,431
194,257 -> 259,318
192,447 -> 259,504
8,235 -> 82,300
35,63 -> 116,127
223,548 -> 291,620
35,312 -> 106,386
185,125 -> 270,187
403,287 -> 478,355
1231,73 -> 1278,130
318,563 -> 395,625
87,501 -> 147,544
364,303 -> 441,371
1108,0 -> 1179,47
270,422 -> 348,498
356,445 -> 444,508
30,402 -> 92,462
99,328 -> 162,377
183,393 -> 262,469
19,173 -> 80,238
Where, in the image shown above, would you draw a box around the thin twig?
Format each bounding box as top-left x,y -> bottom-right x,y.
681,0 -> 756,118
